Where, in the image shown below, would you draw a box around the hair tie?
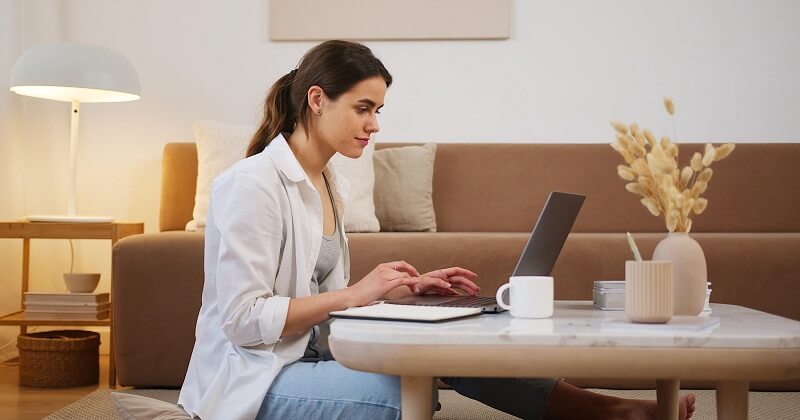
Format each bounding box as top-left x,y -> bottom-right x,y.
289,68 -> 298,78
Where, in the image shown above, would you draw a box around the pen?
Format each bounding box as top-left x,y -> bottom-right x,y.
626,232 -> 643,262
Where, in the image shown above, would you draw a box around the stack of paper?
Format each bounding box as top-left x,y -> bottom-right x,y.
593,281 -> 711,312
23,292 -> 110,320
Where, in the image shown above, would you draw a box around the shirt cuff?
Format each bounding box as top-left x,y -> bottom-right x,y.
258,295 -> 291,345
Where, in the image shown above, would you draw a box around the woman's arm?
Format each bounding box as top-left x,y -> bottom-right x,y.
281,261 -> 421,337
281,289 -> 353,337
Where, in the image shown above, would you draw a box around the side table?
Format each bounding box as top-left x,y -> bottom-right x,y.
0,221 -> 144,387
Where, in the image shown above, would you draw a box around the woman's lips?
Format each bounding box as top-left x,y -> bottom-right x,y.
355,137 -> 369,146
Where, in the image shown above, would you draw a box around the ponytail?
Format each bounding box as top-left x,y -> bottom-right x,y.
246,40 -> 392,158
246,71 -> 296,157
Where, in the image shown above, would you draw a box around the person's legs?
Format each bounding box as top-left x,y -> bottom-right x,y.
543,380 -> 696,420
257,360 -> 438,420
442,377 -> 697,420
441,376 -> 560,419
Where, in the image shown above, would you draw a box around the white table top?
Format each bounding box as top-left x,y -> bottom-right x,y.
330,301 -> 800,349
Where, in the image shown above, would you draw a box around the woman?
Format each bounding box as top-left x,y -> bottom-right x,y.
178,40 -> 696,420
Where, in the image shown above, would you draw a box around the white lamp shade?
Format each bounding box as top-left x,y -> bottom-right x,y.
9,42 -> 140,103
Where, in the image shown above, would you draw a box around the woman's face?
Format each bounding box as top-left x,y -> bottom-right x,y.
312,76 -> 386,159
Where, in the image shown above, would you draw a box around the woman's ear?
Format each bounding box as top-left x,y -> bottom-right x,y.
307,85 -> 325,115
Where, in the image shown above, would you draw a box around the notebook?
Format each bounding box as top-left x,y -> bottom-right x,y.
329,303 -> 481,323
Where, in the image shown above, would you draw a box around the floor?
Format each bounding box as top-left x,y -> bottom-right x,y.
0,355 -> 122,420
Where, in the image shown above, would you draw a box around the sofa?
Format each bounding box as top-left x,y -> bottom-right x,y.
113,141 -> 800,391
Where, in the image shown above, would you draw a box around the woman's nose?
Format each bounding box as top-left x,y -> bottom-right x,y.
366,114 -> 380,133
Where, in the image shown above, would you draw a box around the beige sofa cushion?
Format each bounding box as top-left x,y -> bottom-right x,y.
330,140 -> 380,232
188,121 -> 252,231
373,143 -> 437,232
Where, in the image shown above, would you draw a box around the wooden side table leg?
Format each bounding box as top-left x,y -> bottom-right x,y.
716,380 -> 748,420
401,375 -> 433,420
656,379 -> 680,420
20,238 -> 30,336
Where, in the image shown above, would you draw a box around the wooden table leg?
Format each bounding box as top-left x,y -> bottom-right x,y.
401,375 -> 433,420
20,238 -> 30,336
656,379 -> 680,420
716,380 -> 748,420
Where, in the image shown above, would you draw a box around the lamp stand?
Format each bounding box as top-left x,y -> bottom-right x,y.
26,100 -> 114,223
68,99 -> 79,216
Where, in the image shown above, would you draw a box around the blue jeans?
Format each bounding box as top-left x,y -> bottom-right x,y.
256,358 -> 560,420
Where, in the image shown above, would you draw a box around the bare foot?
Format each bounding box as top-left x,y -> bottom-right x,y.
612,393 -> 696,419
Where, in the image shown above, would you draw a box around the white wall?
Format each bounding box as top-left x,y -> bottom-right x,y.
1,0 -> 798,354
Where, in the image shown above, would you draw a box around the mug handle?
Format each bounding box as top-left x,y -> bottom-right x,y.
496,283 -> 512,311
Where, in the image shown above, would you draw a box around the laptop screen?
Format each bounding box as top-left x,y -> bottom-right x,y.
512,192 -> 585,276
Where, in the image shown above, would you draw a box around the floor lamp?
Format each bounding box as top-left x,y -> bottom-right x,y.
9,42 -> 141,223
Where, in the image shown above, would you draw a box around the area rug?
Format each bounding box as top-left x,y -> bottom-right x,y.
45,388 -> 800,419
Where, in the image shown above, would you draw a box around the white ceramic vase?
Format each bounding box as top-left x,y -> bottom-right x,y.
652,232 -> 707,316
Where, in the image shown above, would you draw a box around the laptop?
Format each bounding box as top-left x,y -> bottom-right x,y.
385,191 -> 586,313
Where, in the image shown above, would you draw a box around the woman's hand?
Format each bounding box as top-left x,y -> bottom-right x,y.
380,266 -> 481,300
346,261 -> 421,307
412,267 -> 480,296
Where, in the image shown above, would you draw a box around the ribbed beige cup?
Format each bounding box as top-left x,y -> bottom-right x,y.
625,260 -> 674,323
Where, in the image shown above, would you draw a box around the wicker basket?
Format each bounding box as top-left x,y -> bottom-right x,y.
17,330 -> 100,387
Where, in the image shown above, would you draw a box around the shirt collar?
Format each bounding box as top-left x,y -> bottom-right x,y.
265,133 -> 306,183
265,133 -> 351,203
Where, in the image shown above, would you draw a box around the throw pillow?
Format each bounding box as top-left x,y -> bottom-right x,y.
187,120 -> 253,231
373,143 -> 437,232
330,139 -> 380,232
186,121 -> 380,232
111,392 -> 192,420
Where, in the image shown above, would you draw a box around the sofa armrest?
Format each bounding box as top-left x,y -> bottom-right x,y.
113,231 -> 204,387
160,143 -> 197,232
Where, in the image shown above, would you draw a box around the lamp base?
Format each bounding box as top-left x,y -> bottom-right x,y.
26,214 -> 114,223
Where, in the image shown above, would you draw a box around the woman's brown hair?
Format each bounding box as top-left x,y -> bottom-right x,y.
246,40 -> 392,157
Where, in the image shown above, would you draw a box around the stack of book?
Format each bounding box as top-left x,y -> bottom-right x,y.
23,292 -> 110,320
593,281 -> 711,312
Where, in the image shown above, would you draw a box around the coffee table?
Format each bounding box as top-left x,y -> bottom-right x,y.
329,301 -> 800,420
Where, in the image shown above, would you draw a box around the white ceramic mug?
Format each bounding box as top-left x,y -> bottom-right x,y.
495,276 -> 554,318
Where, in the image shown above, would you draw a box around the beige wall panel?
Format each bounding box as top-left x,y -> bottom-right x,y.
270,0 -> 511,41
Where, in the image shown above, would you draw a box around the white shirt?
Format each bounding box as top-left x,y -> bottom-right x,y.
178,134 -> 351,419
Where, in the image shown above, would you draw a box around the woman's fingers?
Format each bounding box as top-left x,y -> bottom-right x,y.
436,267 -> 478,279
416,273 -> 481,295
386,260 -> 420,277
424,267 -> 478,280
447,276 -> 481,294
388,276 -> 419,290
414,276 -> 476,296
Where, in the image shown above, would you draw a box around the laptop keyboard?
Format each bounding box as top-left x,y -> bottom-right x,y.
393,296 -> 498,308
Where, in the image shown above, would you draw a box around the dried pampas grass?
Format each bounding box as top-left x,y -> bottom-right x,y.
664,97 -> 675,116
610,98 -> 735,232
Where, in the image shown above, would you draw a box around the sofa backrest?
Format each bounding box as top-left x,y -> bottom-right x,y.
160,142 -> 800,233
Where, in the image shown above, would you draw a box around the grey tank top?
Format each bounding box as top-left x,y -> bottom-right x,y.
309,173 -> 341,295
303,173 -> 341,361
